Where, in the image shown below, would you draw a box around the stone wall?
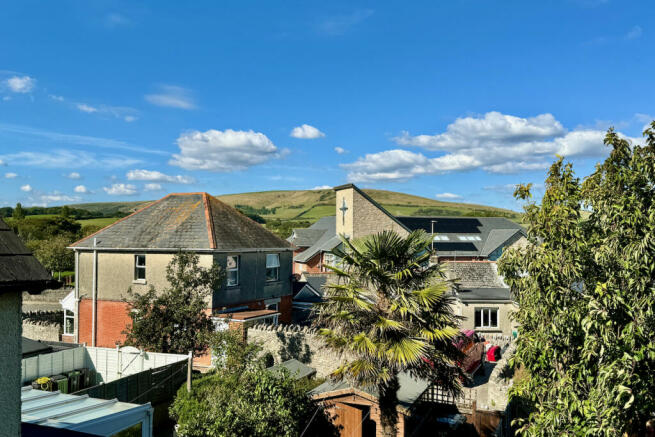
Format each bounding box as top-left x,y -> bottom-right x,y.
247,323 -> 348,378
485,342 -> 516,411
23,320 -> 62,342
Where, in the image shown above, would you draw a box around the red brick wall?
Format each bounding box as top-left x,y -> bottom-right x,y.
300,252 -> 323,273
78,298 -> 132,347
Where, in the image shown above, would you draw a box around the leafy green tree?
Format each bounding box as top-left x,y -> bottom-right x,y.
28,235 -> 74,279
499,122 -> 655,435
171,329 -> 336,437
124,252 -> 223,354
13,202 -> 24,220
11,216 -> 80,241
60,205 -> 71,218
315,230 -> 463,437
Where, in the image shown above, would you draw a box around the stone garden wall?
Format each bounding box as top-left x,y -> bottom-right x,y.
247,323 -> 348,378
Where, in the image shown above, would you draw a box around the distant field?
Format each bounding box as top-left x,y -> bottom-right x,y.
77,217 -> 120,227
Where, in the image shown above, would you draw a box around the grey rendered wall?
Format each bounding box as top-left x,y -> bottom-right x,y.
0,292 -> 21,437
212,251 -> 293,308
77,250 -> 292,309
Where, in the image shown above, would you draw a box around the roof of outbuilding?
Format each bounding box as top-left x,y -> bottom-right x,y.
0,218 -> 55,294
267,359 -> 316,380
71,193 -> 292,251
311,372 -> 430,412
396,216 -> 524,257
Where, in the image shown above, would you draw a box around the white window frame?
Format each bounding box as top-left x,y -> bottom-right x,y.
265,253 -> 280,282
134,254 -> 146,283
475,307 -> 499,329
226,255 -> 240,287
63,309 -> 75,335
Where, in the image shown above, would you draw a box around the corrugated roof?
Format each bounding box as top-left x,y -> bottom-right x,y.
0,218 -> 54,294
71,193 -> 292,251
21,387 -> 152,436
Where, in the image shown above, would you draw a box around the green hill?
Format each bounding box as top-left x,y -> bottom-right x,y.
69,188 -> 521,223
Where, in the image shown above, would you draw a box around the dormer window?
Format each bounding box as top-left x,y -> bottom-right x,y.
134,254 -> 146,282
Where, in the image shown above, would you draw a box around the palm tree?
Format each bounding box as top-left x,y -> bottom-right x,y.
314,230 -> 464,437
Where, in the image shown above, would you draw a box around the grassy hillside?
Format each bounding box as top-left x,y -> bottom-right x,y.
215,189 -> 521,222
68,188 -> 521,223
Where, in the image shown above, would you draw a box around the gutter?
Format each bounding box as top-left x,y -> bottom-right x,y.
67,247 -> 293,253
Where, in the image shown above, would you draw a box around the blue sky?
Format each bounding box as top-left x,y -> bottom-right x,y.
0,0 -> 653,211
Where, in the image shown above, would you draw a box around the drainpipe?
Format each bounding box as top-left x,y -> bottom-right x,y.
91,238 -> 98,347
74,249 -> 80,343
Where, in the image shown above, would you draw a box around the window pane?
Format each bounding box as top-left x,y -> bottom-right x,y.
475,310 -> 481,327
65,317 -> 74,335
136,255 -> 146,267
227,256 -> 238,270
482,309 -> 489,327
227,270 -> 238,286
266,254 -> 280,268
490,309 -> 498,327
266,267 -> 279,282
136,267 -> 146,280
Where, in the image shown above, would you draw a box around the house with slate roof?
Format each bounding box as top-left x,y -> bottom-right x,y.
68,193 -> 293,359
288,184 -> 525,336
0,218 -> 55,436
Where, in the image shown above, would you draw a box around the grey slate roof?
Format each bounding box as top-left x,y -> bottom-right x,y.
71,193 -> 292,251
311,372 -> 430,411
443,262 -> 507,289
396,216 -> 524,257
287,228 -> 327,248
457,287 -> 512,302
0,218 -> 54,294
293,274 -> 329,303
292,216 -> 342,263
267,359 -> 316,380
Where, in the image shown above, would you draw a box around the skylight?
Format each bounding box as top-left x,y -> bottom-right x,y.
433,235 -> 450,241
457,235 -> 482,241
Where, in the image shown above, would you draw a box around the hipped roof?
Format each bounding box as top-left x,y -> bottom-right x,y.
71,193 -> 292,251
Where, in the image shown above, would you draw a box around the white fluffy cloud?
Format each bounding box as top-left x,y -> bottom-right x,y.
334,146 -> 347,154
77,103 -> 98,113
144,183 -> 162,191
311,185 -> 333,190
6,76 -> 36,93
170,129 -> 286,172
290,124 -> 325,139
103,183 -> 138,196
74,185 -> 89,193
435,192 -> 461,200
5,172 -> 17,179
145,85 -> 195,110
20,184 -> 32,192
343,111 -> 642,182
67,172 -> 81,179
126,169 -> 195,184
